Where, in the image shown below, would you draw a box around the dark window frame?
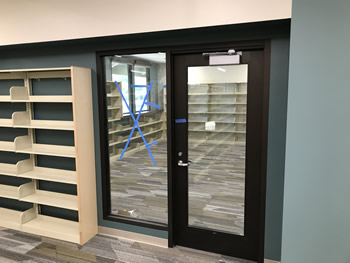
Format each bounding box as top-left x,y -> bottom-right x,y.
97,48 -> 170,231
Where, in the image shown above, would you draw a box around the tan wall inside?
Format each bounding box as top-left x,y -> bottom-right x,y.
0,0 -> 291,46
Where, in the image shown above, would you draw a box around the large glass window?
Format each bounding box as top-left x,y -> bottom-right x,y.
103,53 -> 167,225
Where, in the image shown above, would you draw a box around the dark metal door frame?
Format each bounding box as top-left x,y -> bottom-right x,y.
169,41 -> 270,263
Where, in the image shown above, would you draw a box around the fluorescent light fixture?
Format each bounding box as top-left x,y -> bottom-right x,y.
217,67 -> 226,72
131,70 -> 146,75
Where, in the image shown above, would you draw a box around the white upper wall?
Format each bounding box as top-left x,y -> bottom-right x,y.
0,0 -> 292,46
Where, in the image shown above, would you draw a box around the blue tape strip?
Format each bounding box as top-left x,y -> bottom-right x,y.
148,140 -> 159,147
175,118 -> 187,123
131,84 -> 150,88
162,85 -> 166,88
145,102 -> 160,109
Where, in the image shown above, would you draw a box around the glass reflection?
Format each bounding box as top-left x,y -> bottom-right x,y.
104,53 -> 167,223
187,65 -> 248,235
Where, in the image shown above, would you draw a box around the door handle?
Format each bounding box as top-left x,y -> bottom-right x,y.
178,160 -> 192,167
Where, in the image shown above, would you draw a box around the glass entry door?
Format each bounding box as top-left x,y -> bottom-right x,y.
187,64 -> 248,236
173,49 -> 267,262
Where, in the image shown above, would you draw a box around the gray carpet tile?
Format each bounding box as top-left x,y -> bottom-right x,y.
0,227 -> 254,263
109,141 -> 245,235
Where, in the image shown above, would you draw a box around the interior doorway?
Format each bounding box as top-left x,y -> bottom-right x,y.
171,43 -> 270,263
97,41 -> 270,263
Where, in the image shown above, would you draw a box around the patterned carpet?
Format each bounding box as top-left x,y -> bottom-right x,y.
110,141 -> 245,235
0,227 -> 254,263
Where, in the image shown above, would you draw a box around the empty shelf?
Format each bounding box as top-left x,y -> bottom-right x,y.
17,144 -> 75,158
0,208 -> 21,230
189,102 -> 246,105
20,167 -> 76,185
29,96 -> 72,103
21,190 -> 78,211
0,163 -> 17,176
189,139 -> 246,145
15,120 -> 74,131
0,119 -> 12,127
0,184 -> 18,199
0,96 -> 11,102
13,96 -> 72,103
109,120 -> 164,134
109,128 -> 164,146
189,129 -> 246,134
22,214 -> 80,244
189,120 -> 246,124
188,92 -> 247,96
189,112 -> 246,114
107,106 -> 121,110
0,141 -> 15,152
0,119 -> 74,130
108,118 -> 121,122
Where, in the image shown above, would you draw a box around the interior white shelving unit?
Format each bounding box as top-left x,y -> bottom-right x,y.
188,83 -> 247,145
106,81 -> 123,123
0,67 -> 97,245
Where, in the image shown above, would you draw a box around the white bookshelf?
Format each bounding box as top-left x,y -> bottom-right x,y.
106,81 -> 123,123
0,66 -> 97,245
188,83 -> 247,145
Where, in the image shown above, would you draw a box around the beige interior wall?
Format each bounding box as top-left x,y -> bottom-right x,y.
0,0 -> 291,46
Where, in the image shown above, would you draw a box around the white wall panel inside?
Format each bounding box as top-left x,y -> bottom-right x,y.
0,0 -> 291,46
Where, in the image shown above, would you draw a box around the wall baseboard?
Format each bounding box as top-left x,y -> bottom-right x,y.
98,226 -> 168,248
264,259 -> 280,263
99,227 -> 279,262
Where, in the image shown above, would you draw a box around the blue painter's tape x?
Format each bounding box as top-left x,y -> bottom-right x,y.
115,81 -> 158,165
145,102 -> 160,109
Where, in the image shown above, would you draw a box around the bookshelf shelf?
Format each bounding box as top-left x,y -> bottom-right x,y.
188,83 -> 247,145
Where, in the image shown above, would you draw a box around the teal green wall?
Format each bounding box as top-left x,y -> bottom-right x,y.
265,38 -> 289,261
0,21 -> 290,259
282,1 -> 350,262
